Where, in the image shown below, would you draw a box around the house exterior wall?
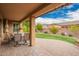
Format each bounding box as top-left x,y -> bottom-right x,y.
0,19 -> 14,44
0,19 -> 3,44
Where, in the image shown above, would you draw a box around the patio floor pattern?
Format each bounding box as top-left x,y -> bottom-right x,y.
0,38 -> 79,56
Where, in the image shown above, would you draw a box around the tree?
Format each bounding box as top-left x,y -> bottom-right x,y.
49,26 -> 58,34
22,21 -> 29,32
36,23 -> 43,31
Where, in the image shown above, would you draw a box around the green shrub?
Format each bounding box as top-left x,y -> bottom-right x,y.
61,33 -> 65,36
49,26 -> 58,34
36,23 -> 43,31
69,34 -> 73,37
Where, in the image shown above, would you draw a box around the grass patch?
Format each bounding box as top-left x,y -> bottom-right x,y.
36,33 -> 76,44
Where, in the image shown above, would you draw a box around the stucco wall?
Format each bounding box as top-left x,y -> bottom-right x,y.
8,21 -> 13,33
0,19 -> 3,44
0,20 -> 14,44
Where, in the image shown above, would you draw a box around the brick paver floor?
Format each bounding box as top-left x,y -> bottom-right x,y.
0,38 -> 79,56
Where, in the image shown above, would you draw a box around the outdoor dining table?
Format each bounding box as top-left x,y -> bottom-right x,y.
14,32 -> 27,45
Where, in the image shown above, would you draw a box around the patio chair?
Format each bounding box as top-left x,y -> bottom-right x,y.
14,33 -> 22,46
24,33 -> 29,45
18,32 -> 29,45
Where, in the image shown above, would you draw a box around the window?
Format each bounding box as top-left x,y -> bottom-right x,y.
13,23 -> 19,32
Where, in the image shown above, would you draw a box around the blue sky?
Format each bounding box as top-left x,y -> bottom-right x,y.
36,3 -> 79,24
41,3 -> 79,19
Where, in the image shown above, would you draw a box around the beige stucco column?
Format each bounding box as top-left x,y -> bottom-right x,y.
5,20 -> 9,33
19,22 -> 23,32
29,16 -> 36,46
8,21 -> 13,33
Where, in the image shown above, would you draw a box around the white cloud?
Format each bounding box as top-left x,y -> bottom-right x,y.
35,17 -> 53,24
67,9 -> 79,21
35,8 -> 79,24
35,17 -> 69,24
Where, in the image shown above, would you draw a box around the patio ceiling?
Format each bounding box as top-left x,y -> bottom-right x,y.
0,3 -> 68,22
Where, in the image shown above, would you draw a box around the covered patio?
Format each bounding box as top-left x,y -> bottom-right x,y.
0,3 -> 79,56
0,3 -> 69,46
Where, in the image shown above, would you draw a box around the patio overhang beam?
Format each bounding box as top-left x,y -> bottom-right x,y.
33,3 -> 70,18
20,3 -> 50,22
0,3 -> 70,22
20,3 -> 70,22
